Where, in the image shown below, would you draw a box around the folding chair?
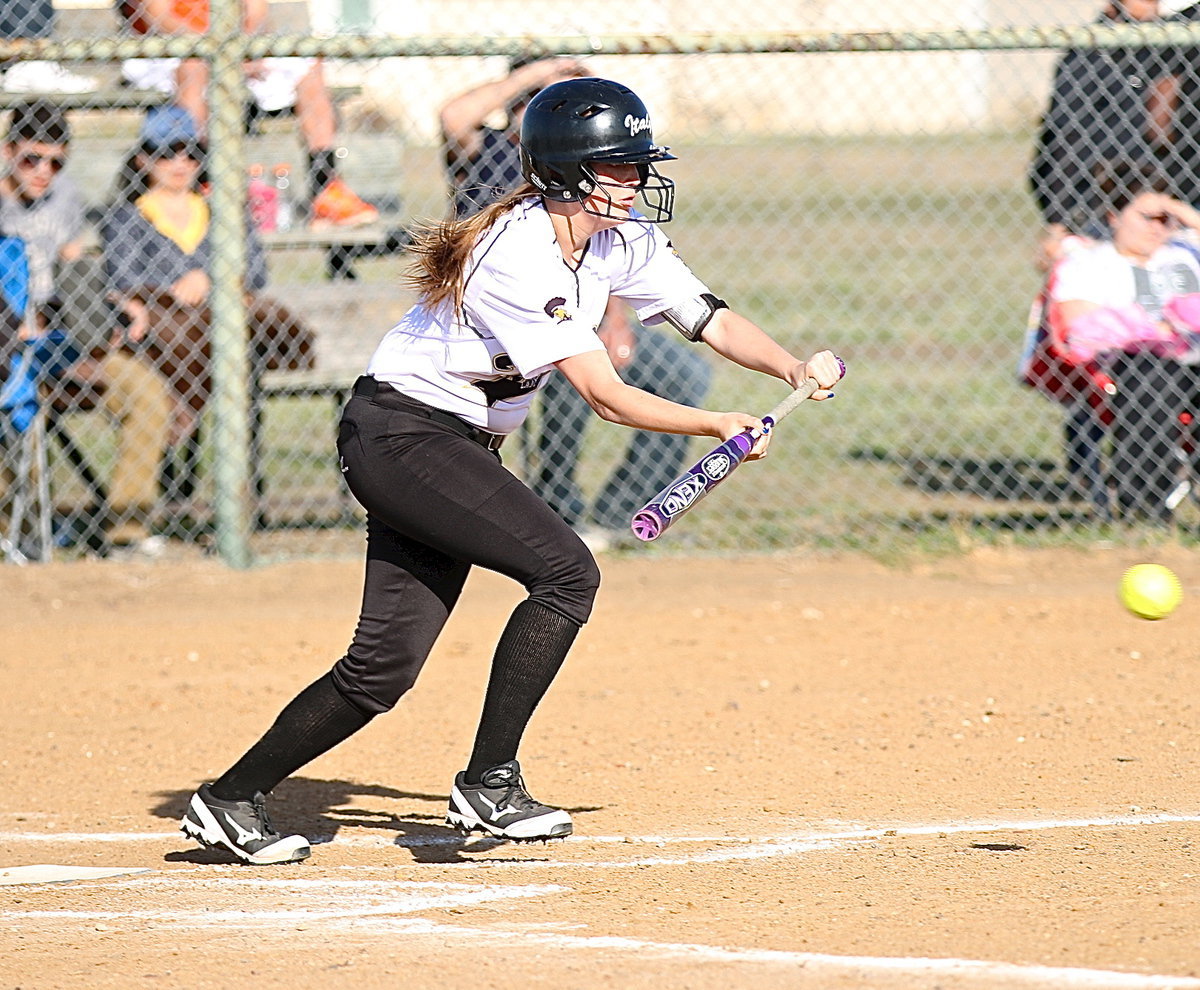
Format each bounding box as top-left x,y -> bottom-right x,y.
45,255 -> 114,549
0,237 -> 101,563
1019,254 -> 1200,518
1017,257 -> 1119,512
0,236 -> 52,562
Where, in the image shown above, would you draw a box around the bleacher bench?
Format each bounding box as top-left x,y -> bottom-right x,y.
249,367 -> 358,528
261,221 -> 411,279
0,84 -> 361,117
0,88 -> 167,112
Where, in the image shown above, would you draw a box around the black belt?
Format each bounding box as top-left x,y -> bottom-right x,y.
353,376 -> 506,451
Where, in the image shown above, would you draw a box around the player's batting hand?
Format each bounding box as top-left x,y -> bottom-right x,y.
793,349 -> 843,401
715,412 -> 769,459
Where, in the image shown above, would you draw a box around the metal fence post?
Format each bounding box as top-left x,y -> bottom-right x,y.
207,0 -> 252,567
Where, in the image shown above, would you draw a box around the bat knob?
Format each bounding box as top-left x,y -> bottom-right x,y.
630,511 -> 662,542
835,356 -> 846,380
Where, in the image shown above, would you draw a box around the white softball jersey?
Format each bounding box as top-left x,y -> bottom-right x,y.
367,197 -> 712,434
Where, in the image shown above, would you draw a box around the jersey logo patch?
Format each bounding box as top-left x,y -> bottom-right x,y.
543,297 -> 570,323
471,352 -> 545,406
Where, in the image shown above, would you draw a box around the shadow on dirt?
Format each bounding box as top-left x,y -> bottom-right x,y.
152,776 -> 602,865
850,448 -> 1083,502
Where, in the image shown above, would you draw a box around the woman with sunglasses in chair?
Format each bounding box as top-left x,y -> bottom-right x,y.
1049,160 -> 1200,521
102,106 -> 313,526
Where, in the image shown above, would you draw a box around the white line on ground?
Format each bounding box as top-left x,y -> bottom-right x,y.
4,811 -> 1195,871
2,874 -> 1195,989
3,877 -> 564,924
3,810 -> 1198,847
334,919 -> 1200,989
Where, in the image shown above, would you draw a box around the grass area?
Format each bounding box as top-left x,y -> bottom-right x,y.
45,132 -> 1196,560
272,133 -> 1149,554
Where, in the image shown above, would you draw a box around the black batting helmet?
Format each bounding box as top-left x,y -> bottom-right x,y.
519,77 -> 676,223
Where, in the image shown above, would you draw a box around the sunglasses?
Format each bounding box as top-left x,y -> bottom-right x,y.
1140,212 -> 1177,226
14,151 -> 67,173
149,141 -> 203,162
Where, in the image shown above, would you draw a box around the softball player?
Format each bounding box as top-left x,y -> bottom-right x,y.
180,77 -> 842,864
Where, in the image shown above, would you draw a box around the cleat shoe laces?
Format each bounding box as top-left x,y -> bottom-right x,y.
446,760 -> 572,841
180,784 -> 310,865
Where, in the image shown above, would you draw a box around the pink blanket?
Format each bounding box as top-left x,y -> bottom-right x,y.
1065,301 -> 1190,362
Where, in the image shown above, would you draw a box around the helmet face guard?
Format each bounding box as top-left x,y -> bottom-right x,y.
520,77 -> 677,223
574,157 -> 676,224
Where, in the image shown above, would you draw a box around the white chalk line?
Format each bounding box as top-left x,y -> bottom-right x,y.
2,811 -> 1198,871
3,873 -> 1196,989
322,919 -> 1200,989
3,876 -> 565,925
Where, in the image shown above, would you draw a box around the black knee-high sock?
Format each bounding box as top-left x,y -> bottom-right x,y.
209,672 -> 372,801
307,149 -> 339,200
464,600 -> 580,783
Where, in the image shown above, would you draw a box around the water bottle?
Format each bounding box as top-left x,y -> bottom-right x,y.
273,164 -> 294,232
247,163 -> 277,232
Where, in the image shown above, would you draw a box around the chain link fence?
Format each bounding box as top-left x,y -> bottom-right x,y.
3,1 -> 1200,564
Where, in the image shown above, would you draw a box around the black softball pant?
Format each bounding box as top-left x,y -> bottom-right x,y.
329,380 -> 601,716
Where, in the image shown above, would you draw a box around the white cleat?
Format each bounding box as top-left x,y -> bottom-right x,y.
180,784 -> 310,865
447,760 -> 572,841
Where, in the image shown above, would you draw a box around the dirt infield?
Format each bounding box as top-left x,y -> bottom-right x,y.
2,546 -> 1198,989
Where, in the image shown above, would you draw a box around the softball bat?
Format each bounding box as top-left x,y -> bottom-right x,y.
630,359 -> 844,542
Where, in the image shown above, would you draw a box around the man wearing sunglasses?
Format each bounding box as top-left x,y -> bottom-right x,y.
0,100 -> 84,311
1,100 -> 172,554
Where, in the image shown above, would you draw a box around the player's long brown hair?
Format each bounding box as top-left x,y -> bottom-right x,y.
404,183 -> 540,312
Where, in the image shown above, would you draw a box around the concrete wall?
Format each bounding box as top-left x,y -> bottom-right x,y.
49,0 -> 1124,139
321,0 -> 1087,140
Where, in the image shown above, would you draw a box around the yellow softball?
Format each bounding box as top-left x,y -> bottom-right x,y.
1118,564 -> 1183,621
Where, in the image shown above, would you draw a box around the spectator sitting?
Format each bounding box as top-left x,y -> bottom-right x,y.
101,105 -> 315,510
1157,1 -> 1200,207
1048,161 -> 1200,521
1,102 -> 84,319
118,0 -> 377,227
1,99 -> 170,552
1029,1 -> 1174,246
441,55 -> 588,219
439,56 -> 712,548
0,0 -> 98,94
1026,2 -> 1184,514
